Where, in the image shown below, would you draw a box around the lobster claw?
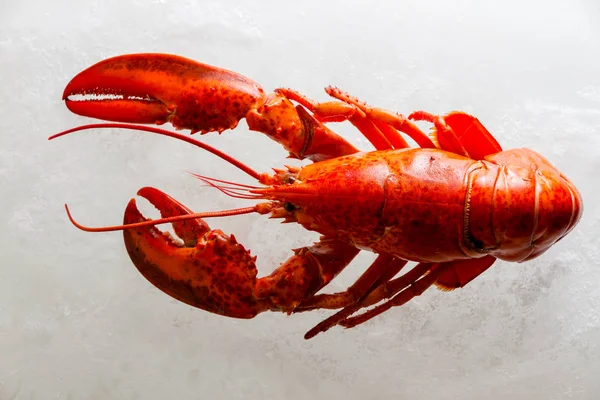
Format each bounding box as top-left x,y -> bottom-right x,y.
123,186 -> 270,318
63,53 -> 265,133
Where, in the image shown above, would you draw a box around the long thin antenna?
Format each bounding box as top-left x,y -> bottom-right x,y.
65,204 -> 258,233
49,123 -> 261,180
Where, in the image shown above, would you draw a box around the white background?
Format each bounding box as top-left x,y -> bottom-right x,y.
2,0 -> 600,399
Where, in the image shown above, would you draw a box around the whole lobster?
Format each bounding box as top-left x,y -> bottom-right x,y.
50,54 -> 582,339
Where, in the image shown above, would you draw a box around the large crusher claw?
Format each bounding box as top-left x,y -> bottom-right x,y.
123,186 -> 270,318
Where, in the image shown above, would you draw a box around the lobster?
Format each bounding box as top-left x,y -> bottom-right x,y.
50,54 -> 583,339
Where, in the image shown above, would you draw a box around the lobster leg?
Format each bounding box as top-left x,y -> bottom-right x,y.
336,257 -> 496,331
121,186 -> 361,318
295,256 -> 407,311
337,256 -> 497,330
303,255 -> 496,337
304,261 -> 435,338
322,87 -> 437,148
337,263 -> 449,330
288,86 -> 503,159
409,111 -> 503,159
277,88 -> 409,150
350,256 -> 497,312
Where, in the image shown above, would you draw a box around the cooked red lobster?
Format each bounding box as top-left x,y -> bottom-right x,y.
50,54 -> 582,339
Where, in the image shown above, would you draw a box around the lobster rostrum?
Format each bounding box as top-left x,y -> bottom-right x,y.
51,54 -> 583,339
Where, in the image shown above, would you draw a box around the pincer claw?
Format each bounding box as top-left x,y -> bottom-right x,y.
123,187 -> 269,318
63,53 -> 265,133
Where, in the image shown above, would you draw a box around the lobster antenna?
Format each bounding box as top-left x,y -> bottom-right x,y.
188,172 -> 262,189
64,204 -> 258,233
49,123 -> 261,180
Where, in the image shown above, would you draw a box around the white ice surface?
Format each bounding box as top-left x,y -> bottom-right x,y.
2,0 -> 600,399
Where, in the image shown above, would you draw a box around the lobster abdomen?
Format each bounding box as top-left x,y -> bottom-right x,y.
469,148 -> 582,262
